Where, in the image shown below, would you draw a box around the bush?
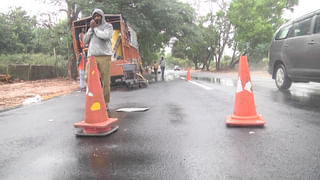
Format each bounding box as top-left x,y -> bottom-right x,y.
0,53 -> 68,77
0,65 -> 7,74
0,53 -> 67,66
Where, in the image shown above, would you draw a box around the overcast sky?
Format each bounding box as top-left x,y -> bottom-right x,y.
283,0 -> 320,19
179,0 -> 320,20
0,0 -> 66,21
1,0 -> 320,21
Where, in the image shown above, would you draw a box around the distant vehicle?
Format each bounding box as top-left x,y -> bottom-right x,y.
268,9 -> 320,90
174,65 -> 180,71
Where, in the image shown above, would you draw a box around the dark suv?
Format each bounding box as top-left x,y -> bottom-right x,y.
268,9 -> 320,90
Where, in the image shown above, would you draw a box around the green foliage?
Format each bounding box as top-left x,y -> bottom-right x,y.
247,43 -> 270,62
165,54 -> 192,69
32,28 -> 51,54
0,0 -> 300,73
0,13 -> 12,54
172,22 -> 205,69
217,55 -> 232,70
92,0 -> 196,65
0,7 -> 36,54
0,6 -> 70,59
171,9 -> 232,71
42,0 -> 196,77
0,65 -> 7,74
33,19 -> 70,56
0,53 -> 68,68
206,9 -> 232,70
228,0 -> 298,52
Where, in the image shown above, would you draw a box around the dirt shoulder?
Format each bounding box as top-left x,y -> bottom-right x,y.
0,78 -> 79,111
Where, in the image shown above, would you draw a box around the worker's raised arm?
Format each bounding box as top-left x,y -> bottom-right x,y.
93,23 -> 113,40
84,28 -> 94,44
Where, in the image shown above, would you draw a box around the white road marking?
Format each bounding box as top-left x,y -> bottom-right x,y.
116,107 -> 150,112
189,80 -> 212,90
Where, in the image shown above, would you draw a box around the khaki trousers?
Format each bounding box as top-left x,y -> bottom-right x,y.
85,55 -> 111,105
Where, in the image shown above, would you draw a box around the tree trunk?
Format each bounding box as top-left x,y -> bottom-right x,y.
67,42 -> 78,79
205,52 -> 211,71
216,57 -> 221,70
202,58 -> 207,71
193,58 -> 198,69
53,47 -> 58,77
216,50 -> 224,71
229,41 -> 238,69
65,0 -> 80,80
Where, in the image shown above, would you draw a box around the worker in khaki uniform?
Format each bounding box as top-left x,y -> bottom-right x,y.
84,8 -> 113,109
153,61 -> 159,82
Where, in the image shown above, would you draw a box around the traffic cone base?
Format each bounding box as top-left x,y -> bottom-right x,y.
74,56 -> 118,136
75,126 -> 119,136
74,118 -> 119,136
226,114 -> 265,126
74,117 -> 117,129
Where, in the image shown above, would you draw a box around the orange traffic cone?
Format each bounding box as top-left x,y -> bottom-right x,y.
74,56 -> 119,136
226,56 -> 265,126
186,67 -> 191,81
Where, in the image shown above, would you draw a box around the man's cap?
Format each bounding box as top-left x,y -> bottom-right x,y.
91,9 -> 104,17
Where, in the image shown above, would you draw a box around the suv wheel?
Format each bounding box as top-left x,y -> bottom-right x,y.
275,64 -> 292,90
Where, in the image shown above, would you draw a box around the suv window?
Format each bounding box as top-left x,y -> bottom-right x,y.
287,18 -> 312,38
314,15 -> 320,33
275,25 -> 291,40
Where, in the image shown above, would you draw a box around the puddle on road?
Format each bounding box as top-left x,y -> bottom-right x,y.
167,103 -> 184,125
270,85 -> 320,111
111,72 -> 237,89
164,73 -> 181,81
193,77 -> 236,87
179,75 -> 236,87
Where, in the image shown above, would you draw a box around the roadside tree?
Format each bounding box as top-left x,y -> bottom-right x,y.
228,0 -> 299,66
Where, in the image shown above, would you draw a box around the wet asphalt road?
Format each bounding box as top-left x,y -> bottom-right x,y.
1,70 -> 320,180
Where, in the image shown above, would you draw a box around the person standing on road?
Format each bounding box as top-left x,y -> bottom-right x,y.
77,51 -> 86,92
79,27 -> 86,51
160,56 -> 166,81
84,8 -> 113,109
153,60 -> 159,82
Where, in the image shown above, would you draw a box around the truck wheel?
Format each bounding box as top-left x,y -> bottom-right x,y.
275,64 -> 292,90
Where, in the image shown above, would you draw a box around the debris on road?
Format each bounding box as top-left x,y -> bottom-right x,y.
23,94 -> 41,105
0,74 -> 12,83
116,107 -> 150,112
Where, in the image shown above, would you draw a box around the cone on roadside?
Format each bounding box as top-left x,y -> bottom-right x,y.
186,67 -> 191,81
74,56 -> 119,136
226,56 -> 265,126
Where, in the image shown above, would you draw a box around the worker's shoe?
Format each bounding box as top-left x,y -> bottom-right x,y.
106,104 -> 111,117
77,87 -> 86,92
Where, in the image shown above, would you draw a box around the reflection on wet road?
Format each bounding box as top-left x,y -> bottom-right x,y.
175,70 -> 320,112
1,70 -> 320,179
270,84 -> 320,111
192,77 -> 235,87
